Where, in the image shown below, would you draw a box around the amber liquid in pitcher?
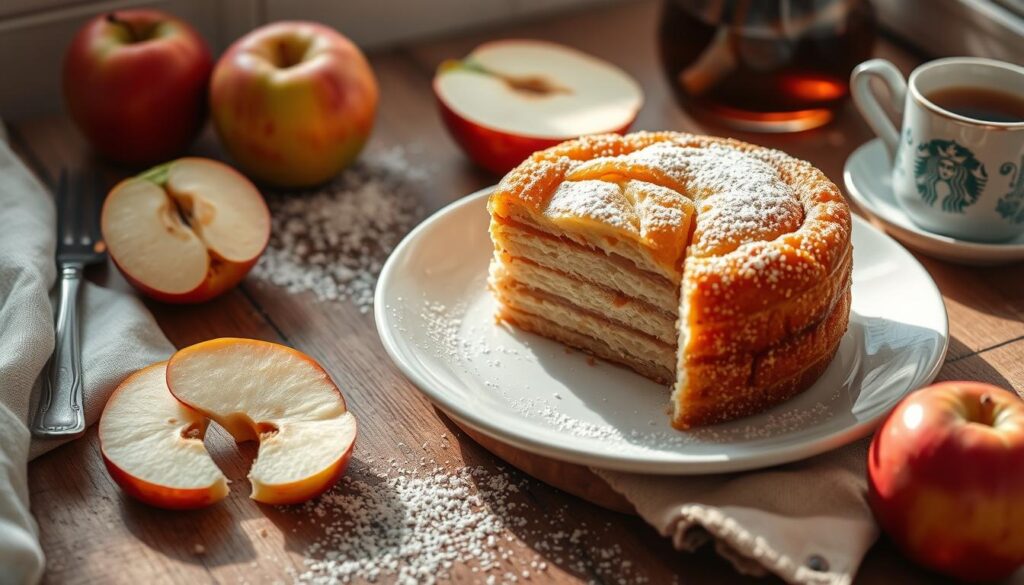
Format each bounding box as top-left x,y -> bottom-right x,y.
659,0 -> 876,132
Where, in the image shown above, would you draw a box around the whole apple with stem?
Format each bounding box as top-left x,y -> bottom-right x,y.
63,10 -> 212,165
210,21 -> 378,188
868,381 -> 1024,582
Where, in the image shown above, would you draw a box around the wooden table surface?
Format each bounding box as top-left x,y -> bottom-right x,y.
11,2 -> 1024,584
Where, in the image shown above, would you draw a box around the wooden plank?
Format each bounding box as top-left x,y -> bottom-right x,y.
919,257 -> 1024,359
938,338 -> 1024,392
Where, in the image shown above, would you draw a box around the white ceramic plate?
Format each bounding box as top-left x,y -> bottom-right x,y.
375,187 -> 949,474
844,138 -> 1024,266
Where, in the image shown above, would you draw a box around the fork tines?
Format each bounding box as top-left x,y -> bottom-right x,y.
55,168 -> 106,263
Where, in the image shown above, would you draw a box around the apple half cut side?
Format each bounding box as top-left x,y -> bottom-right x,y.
433,39 -> 644,174
99,362 -> 229,510
166,338 -> 357,505
101,157 -> 270,304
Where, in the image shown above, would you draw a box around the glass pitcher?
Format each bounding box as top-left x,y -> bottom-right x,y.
659,0 -> 876,132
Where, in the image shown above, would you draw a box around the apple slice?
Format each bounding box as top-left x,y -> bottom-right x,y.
434,39 -> 643,174
99,362 -> 229,510
166,338 -> 357,505
101,157 -> 270,304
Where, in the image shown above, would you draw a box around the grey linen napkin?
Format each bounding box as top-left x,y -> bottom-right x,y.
0,137 -> 174,585
592,439 -> 877,585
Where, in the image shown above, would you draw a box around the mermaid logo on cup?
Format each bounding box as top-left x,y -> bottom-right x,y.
913,139 -> 988,213
995,157 -> 1024,224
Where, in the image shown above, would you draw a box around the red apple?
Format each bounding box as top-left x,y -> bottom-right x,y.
868,382 -> 1024,581
101,157 -> 270,303
63,10 -> 212,165
210,22 -> 378,188
433,40 -> 644,175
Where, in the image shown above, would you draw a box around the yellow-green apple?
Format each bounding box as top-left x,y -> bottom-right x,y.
101,157 -> 270,304
210,22 -> 378,188
63,10 -> 212,166
868,382 -> 1024,581
166,338 -> 357,505
434,40 -> 643,175
99,362 -> 229,510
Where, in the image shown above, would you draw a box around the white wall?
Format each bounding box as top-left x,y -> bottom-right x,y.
0,0 -> 615,120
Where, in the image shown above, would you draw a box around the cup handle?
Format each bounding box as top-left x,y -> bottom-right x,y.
851,59 -> 908,160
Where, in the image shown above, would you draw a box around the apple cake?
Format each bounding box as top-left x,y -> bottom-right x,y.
487,131 -> 852,428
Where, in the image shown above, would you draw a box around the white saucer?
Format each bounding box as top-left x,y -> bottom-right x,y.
844,138 -> 1024,266
375,187 -> 948,475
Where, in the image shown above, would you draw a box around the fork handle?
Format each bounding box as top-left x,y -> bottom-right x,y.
32,264 -> 85,437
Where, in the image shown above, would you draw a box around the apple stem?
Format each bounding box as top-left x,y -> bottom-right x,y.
106,13 -> 143,43
277,42 -> 291,69
138,162 -> 172,186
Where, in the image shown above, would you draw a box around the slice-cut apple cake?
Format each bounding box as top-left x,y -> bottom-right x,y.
487,131 -> 852,428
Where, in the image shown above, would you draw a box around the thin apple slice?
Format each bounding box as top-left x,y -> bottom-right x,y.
99,362 -> 229,510
101,157 -> 270,304
166,338 -> 357,505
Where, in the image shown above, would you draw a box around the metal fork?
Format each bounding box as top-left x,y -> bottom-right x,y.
32,169 -> 107,437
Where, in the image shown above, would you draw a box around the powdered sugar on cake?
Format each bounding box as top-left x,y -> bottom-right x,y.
539,140 -> 804,260
545,179 -> 635,230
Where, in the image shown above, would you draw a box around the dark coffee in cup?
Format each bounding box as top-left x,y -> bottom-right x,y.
925,87 -> 1024,124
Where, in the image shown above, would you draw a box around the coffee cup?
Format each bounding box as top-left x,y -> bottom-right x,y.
851,57 -> 1024,243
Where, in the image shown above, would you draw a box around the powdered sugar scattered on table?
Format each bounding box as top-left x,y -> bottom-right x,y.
252,148 -> 426,312
291,461 -> 656,585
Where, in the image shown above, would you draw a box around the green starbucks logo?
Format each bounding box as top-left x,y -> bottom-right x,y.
995,157 -> 1024,224
913,140 -> 988,213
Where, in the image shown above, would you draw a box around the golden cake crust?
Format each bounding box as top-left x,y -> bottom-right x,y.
488,131 -> 852,428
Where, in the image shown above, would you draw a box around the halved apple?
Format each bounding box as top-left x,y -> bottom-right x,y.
99,362 -> 229,510
434,39 -> 644,174
101,157 -> 270,303
166,338 -> 357,505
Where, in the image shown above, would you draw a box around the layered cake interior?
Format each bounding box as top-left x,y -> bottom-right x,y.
488,132 -> 852,429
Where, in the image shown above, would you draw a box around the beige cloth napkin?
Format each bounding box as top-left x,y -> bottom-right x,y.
0,136 -> 174,585
592,439 -> 877,585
